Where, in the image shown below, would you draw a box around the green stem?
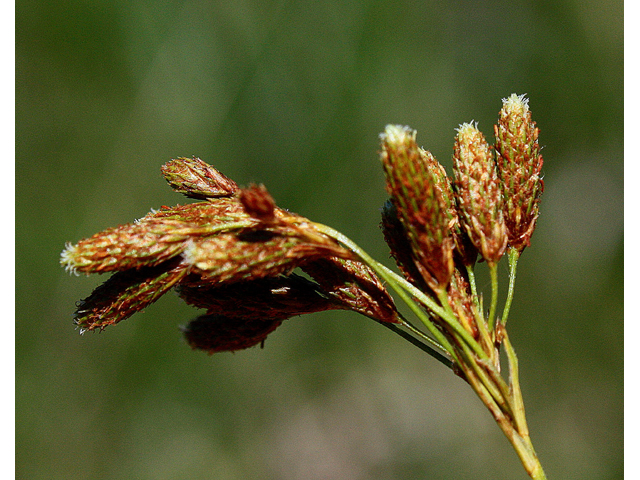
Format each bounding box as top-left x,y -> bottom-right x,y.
487,261 -> 499,330
312,224 -> 451,348
433,287 -> 491,363
374,262 -> 448,320
510,431 -> 548,480
461,347 -> 547,480
368,259 -> 487,361
474,307 -> 494,362
379,319 -> 453,369
463,264 -> 494,359
501,331 -> 547,479
459,342 -> 512,416
313,223 -> 487,360
399,315 -> 450,358
502,330 -> 527,436
501,247 -> 520,326
465,264 -> 481,312
367,263 -> 456,358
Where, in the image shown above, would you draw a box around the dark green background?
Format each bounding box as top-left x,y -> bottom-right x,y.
17,1 -> 623,479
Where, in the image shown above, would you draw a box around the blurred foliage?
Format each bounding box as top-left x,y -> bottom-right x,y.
16,0 -> 622,479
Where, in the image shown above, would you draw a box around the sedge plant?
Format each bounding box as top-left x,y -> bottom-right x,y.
61,94 -> 546,479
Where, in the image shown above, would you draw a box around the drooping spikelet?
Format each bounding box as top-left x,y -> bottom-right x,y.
73,259 -> 188,332
60,199 -> 254,274
177,274 -> 339,319
182,315 -> 284,353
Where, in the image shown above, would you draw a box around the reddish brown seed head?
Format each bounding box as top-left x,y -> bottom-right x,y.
494,94 -> 544,253
380,125 -> 455,291
452,123 -> 508,264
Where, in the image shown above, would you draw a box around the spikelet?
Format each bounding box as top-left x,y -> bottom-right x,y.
452,123 -> 508,264
73,260 -> 188,332
380,125 -> 455,291
60,200 -> 254,274
177,274 -> 338,318
161,157 -> 239,199
182,315 -> 283,353
494,94 -> 544,253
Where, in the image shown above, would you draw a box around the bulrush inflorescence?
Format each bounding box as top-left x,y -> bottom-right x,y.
61,94 -> 547,479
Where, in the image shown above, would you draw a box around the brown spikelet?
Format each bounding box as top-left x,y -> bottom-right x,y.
73,259 -> 188,332
494,94 -> 544,253
182,315 -> 283,353
452,123 -> 508,264
177,274 -> 340,319
380,125 -> 455,291
422,148 -> 478,268
183,223 -> 352,285
60,200 -> 255,274
161,157 -> 239,199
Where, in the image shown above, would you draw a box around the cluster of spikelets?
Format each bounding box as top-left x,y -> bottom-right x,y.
380,94 -> 543,340
61,157 -> 400,352
61,94 -> 542,356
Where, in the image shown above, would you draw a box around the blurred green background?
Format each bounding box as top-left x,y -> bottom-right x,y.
16,0 -> 622,479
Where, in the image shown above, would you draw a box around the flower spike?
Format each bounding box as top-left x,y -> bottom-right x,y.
452,122 -> 508,264
494,94 -> 544,253
161,157 -> 239,199
380,125 -> 455,291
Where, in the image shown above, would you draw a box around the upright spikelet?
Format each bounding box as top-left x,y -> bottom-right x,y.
494,94 -> 544,253
452,122 -> 508,264
380,125 -> 455,291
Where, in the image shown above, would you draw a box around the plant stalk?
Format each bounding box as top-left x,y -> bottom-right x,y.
312,222 -> 547,479
488,261 -> 499,330
501,247 -> 520,326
